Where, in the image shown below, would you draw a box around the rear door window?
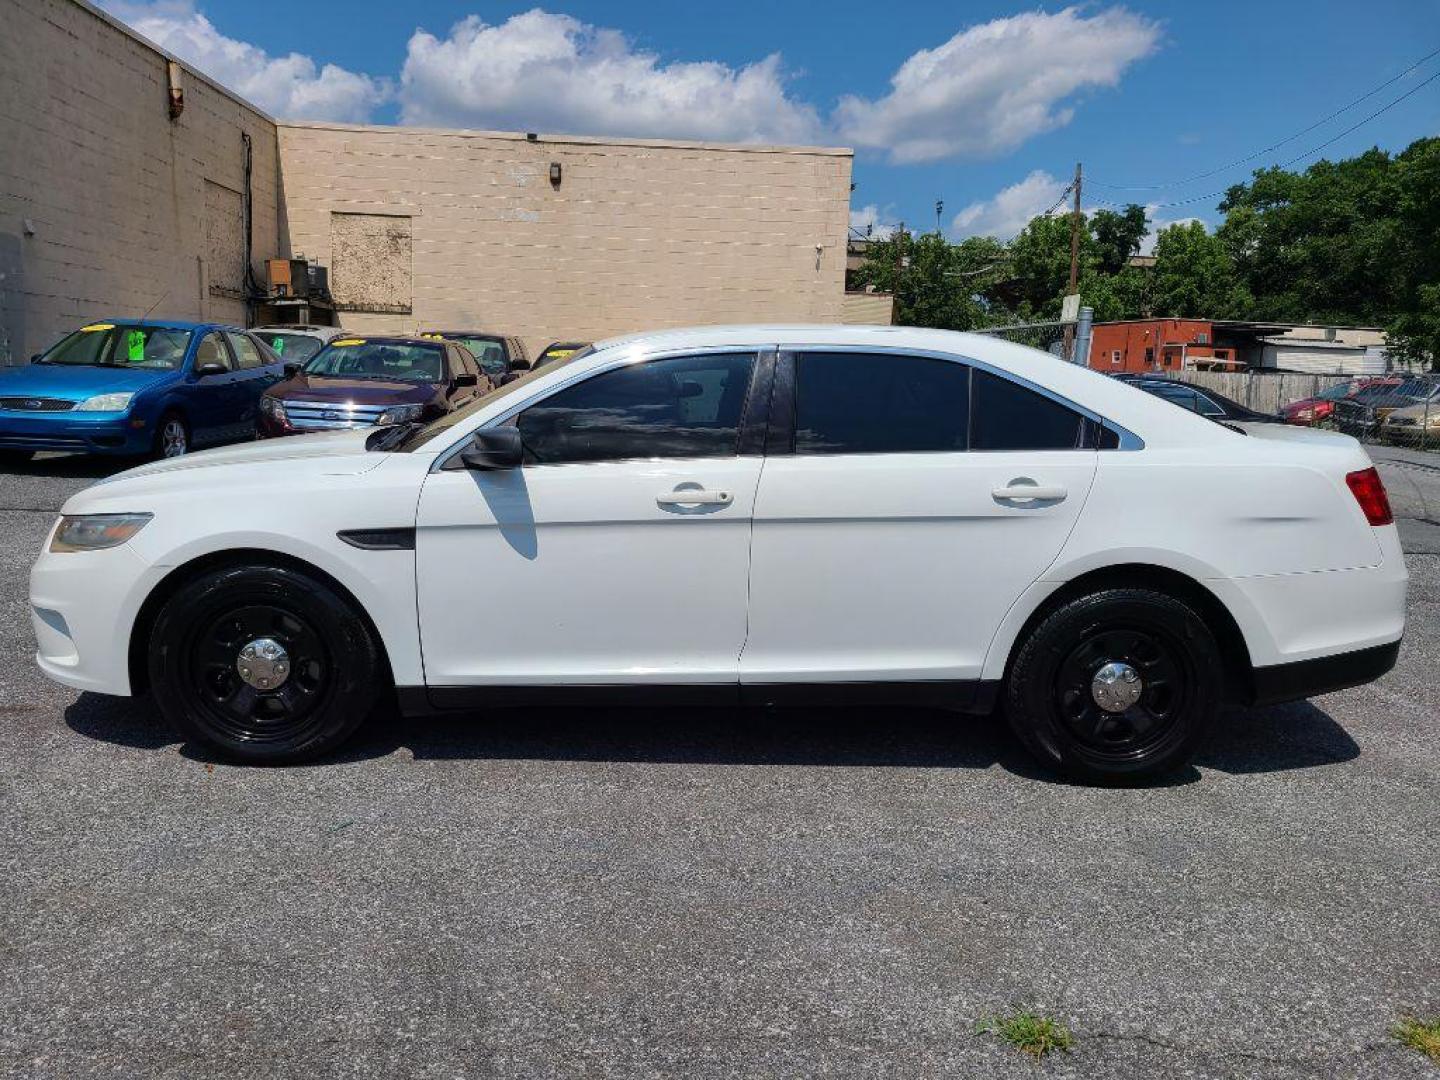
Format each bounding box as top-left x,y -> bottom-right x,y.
970,369 -> 1087,450
225,332 -> 266,370
793,352 -> 969,454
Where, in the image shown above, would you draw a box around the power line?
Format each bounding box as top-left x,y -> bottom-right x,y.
1089,44 -> 1440,193
1143,66 -> 1440,210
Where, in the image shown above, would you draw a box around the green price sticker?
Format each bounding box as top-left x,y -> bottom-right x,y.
126,329 -> 145,362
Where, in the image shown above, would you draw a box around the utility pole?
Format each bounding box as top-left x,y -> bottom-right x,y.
1063,161 -> 1083,361
935,199 -> 944,234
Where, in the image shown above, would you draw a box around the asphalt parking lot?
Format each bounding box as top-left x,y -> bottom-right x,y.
1,452 -> 1437,1079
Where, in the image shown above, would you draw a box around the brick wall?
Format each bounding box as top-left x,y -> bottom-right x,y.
0,0 -> 278,364
277,122 -> 853,356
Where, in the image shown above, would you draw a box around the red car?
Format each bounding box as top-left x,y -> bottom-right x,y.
1281,377 -> 1400,426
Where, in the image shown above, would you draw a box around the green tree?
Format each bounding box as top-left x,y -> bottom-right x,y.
1151,221 -> 1251,318
1090,204 -> 1149,274
850,231 -> 1009,330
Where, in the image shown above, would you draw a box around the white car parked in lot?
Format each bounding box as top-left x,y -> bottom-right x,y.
30,326 -> 1407,782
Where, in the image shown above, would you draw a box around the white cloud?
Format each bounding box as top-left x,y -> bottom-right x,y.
101,1 -> 391,122
399,10 -> 823,144
849,204 -> 896,239
951,170 -> 1071,239
835,6 -> 1161,164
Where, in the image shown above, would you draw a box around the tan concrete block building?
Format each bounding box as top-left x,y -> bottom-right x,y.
0,0 -> 855,364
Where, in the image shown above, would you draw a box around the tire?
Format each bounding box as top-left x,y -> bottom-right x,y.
0,449 -> 34,465
147,564 -> 385,764
154,412 -> 190,459
1004,588 -> 1222,785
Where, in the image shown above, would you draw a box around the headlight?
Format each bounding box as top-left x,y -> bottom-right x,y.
375,403 -> 424,426
50,513 -> 152,553
260,395 -> 287,421
74,392 -> 136,412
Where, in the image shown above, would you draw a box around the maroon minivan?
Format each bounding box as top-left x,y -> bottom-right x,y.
258,336 -> 492,437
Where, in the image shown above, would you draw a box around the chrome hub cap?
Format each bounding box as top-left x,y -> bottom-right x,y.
236,637 -> 291,691
1091,661 -> 1142,713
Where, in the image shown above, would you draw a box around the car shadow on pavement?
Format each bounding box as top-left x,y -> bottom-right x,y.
63,692 -> 1359,784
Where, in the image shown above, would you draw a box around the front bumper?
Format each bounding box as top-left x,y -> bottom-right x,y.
0,411 -> 151,455
30,536 -> 160,695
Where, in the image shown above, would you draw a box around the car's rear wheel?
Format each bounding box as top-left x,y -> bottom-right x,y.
1004,588 -> 1221,785
147,564 -> 385,764
155,412 -> 189,458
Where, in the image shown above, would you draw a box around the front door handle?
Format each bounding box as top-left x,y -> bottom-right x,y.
992,481 -> 1067,503
657,488 -> 733,506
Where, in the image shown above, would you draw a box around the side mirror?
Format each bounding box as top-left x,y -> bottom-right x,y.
499,371 -> 521,386
457,426 -> 523,470
508,357 -> 529,372
283,361 -> 301,377
195,360 -> 228,378
453,372 -> 478,388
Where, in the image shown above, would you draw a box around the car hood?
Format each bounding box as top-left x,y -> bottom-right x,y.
0,363 -> 174,400
271,374 -> 437,405
68,429 -> 387,513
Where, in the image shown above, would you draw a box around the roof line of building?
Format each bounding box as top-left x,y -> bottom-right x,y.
277,120 -> 854,157
1093,317 -> 1385,331
72,0 -> 856,159
75,0 -> 279,123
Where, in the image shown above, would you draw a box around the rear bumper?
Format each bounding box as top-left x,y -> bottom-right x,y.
0,413 -> 150,455
1248,640 -> 1401,707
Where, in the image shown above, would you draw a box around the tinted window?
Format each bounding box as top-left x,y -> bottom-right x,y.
226,332 -> 266,370
517,353 -> 754,465
38,325 -> 192,370
794,352 -> 969,454
970,369 -> 1086,450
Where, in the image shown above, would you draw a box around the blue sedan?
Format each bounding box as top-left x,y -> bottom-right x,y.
0,320 -> 287,460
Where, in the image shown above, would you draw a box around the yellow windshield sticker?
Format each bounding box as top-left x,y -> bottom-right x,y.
548,349 -> 576,359
81,323 -> 115,332
331,338 -> 366,346
419,333 -> 445,340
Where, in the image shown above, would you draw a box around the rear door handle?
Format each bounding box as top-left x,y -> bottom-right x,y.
992,482 -> 1067,502
657,489 -> 733,506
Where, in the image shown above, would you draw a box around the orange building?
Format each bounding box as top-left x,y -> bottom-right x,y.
1087,319 -> 1242,373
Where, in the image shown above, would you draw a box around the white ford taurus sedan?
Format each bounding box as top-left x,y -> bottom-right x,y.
30,326 -> 1407,782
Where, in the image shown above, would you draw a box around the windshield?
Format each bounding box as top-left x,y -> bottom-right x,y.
304,340 -> 445,383
39,324 -> 192,370
392,348 -> 590,452
263,332 -> 326,364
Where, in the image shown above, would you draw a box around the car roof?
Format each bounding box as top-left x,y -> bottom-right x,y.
322,335 -> 444,346
83,318 -> 237,332
421,330 -> 505,339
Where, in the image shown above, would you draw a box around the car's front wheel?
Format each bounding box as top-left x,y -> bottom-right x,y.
147,564 -> 386,763
154,412 -> 189,458
1004,588 -> 1222,785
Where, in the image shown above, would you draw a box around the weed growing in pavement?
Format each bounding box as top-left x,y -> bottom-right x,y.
1393,1016 -> 1440,1065
976,1008 -> 1075,1060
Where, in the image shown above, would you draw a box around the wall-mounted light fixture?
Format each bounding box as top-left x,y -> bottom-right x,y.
166,60 -> 184,119
549,162 -> 562,188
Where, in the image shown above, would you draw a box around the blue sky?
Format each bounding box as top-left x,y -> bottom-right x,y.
106,1 -> 1440,245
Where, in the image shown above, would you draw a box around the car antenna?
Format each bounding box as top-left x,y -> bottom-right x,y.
139,286 -> 170,322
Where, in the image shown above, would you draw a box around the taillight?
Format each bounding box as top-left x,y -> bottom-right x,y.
1346,467 -> 1393,526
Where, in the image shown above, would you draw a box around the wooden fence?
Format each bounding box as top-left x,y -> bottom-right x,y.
1171,370 -> 1351,414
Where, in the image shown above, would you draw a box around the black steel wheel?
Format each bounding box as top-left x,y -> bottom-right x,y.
148,564 -> 385,763
1005,588 -> 1222,785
